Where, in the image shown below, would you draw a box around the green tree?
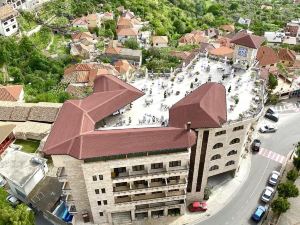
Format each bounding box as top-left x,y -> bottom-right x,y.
123,38 -> 139,50
271,197 -> 290,214
287,169 -> 299,182
202,13 -> 215,24
293,157 -> 300,171
173,19 -> 186,34
268,74 -> 278,90
278,182 -> 299,198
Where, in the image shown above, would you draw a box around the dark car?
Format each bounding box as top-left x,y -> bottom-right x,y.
264,113 -> 279,122
252,139 -> 261,151
266,107 -> 276,114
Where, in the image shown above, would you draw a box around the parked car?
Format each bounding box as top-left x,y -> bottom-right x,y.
188,201 -> 208,212
251,205 -> 267,222
268,171 -> 280,186
264,112 -> 279,122
261,186 -> 275,203
0,176 -> 7,187
6,194 -> 20,207
266,107 -> 276,114
252,139 -> 261,151
259,124 -> 277,133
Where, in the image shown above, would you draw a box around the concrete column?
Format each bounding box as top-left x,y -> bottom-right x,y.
147,210 -> 151,219
129,182 -> 132,189
163,208 -> 168,216
147,179 -> 150,187
180,205 -> 185,215
131,210 -> 135,221
107,212 -> 113,225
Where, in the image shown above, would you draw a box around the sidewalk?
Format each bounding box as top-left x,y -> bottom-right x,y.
133,152 -> 252,225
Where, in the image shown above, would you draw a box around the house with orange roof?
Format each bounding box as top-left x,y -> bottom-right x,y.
178,31 -> 208,46
114,60 -> 135,80
278,48 -> 297,67
72,17 -> 89,30
220,24 -> 235,33
0,85 -> 24,102
104,47 -> 142,66
116,28 -> 139,43
71,31 -> 97,45
117,17 -> 134,29
209,46 -> 234,59
70,42 -> 94,59
152,36 -> 168,48
256,46 -> 278,68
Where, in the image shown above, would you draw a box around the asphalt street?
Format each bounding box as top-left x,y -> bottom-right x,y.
197,110 -> 300,225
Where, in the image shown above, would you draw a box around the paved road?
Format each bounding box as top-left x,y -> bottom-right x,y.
197,110 -> 300,225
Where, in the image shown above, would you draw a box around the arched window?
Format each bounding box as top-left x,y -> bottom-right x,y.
211,154 -> 221,161
225,160 -> 235,166
209,165 -> 219,171
227,150 -> 237,156
213,143 -> 223,149
230,138 -> 240,145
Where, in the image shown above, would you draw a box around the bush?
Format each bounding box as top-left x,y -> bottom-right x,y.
287,169 -> 299,182
293,157 -> 300,171
277,182 -> 299,198
271,197 -> 290,214
268,93 -> 279,104
204,187 -> 212,200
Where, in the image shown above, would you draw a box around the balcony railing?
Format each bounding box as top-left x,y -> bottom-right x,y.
112,165 -> 189,182
57,167 -> 67,182
114,191 -> 186,205
62,182 -> 71,195
113,179 -> 187,195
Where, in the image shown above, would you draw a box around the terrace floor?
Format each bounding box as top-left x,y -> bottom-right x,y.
100,55 -> 262,130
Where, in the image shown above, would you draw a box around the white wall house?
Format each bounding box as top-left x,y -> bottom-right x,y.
0,0 -> 50,11
0,150 -> 48,200
0,5 -> 18,36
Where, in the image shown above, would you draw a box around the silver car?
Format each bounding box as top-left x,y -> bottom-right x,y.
268,171 -> 280,185
261,186 -> 275,202
0,176 -> 6,187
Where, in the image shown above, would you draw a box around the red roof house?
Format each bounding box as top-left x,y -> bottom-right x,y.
0,85 -> 23,102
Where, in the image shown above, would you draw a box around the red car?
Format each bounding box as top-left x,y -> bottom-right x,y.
188,201 -> 208,212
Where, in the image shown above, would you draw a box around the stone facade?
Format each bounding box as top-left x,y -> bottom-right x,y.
233,44 -> 258,66
52,150 -> 190,225
186,118 -> 254,202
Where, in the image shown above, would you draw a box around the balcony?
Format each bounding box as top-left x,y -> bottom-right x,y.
57,167 -> 67,182
112,165 -> 189,183
68,205 -> 78,215
113,179 -> 187,196
115,190 -> 186,205
135,200 -> 185,213
65,194 -> 75,207
62,182 -> 71,195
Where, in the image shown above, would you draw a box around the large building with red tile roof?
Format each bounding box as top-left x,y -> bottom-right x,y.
0,85 -> 23,102
42,66 -> 259,224
178,30 -> 208,46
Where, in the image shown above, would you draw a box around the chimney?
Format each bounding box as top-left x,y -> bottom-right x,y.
186,122 -> 191,131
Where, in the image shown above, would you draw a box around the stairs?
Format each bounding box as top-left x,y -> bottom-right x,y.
112,211 -> 132,225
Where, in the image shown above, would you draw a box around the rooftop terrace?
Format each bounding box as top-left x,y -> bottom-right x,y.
99,54 -> 263,130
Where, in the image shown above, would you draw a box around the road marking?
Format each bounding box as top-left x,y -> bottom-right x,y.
258,148 -> 286,164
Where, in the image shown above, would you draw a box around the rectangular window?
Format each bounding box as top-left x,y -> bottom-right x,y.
97,201 -> 101,206
135,193 -> 145,196
6,28 -> 10,32
4,22 -> 8,25
103,200 -> 107,205
169,161 -> 181,167
116,182 -> 127,187
233,126 -> 244,131
151,163 -> 163,169
10,18 -> 14,22
92,175 -> 97,181
12,25 -> 16,29
101,188 -> 105,193
215,130 -> 226,136
132,165 -> 144,171
95,189 -> 99,194
169,189 -> 179,192
99,175 -> 103,180
152,191 -> 163,194
99,212 -> 103,216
